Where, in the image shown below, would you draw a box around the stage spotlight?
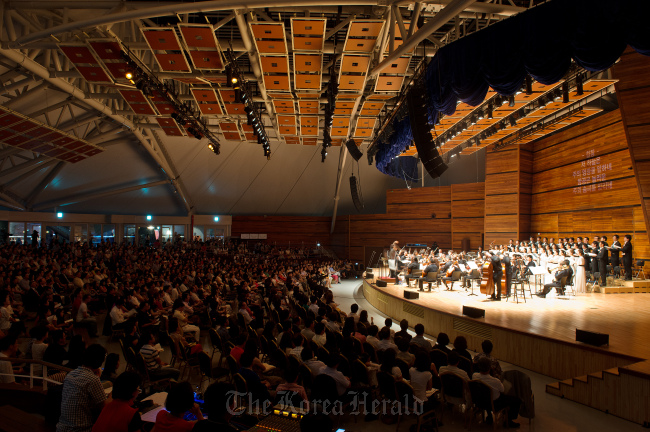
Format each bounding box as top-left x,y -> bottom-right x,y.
208,143 -> 217,154
562,82 -> 570,103
576,74 -> 584,95
487,108 -> 493,119
509,95 -> 516,107
478,110 -> 484,120
240,91 -> 249,104
526,75 -> 533,95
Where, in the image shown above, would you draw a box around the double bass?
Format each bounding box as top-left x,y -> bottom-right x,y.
479,246 -> 507,296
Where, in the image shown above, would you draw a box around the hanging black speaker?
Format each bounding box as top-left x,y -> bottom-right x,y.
406,84 -> 448,179
345,139 -> 363,161
350,174 -> 364,212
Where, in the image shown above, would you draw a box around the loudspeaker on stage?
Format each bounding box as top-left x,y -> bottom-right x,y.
463,305 -> 485,319
376,280 -> 387,287
404,291 -> 419,300
576,329 -> 609,346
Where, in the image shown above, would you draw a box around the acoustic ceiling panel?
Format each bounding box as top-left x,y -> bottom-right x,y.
339,75 -> 366,91
273,100 -> 295,114
156,117 -> 185,136
88,41 -> 123,60
279,126 -> 297,135
374,75 -> 404,92
260,56 -> 290,74
291,18 -> 326,52
340,54 -> 371,74
59,45 -> 100,65
142,28 -> 182,50
187,51 -> 224,70
360,101 -> 385,116
154,53 -> 191,72
356,117 -> 377,129
197,103 -> 223,116
75,66 -> 113,84
298,100 -> 319,114
293,54 -> 322,72
251,22 -> 288,54
285,136 -> 301,144
191,88 -> 219,102
263,75 -> 291,91
223,104 -> 246,115
302,137 -> 318,145
179,25 -> 219,49
277,115 -> 297,126
331,127 -> 349,137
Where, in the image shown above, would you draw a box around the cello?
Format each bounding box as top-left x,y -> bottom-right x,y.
480,242 -> 495,295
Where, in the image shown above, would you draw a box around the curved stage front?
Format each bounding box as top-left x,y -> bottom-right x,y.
362,278 -> 650,425
361,278 -> 649,379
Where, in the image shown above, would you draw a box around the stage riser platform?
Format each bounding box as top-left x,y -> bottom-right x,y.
362,280 -> 639,381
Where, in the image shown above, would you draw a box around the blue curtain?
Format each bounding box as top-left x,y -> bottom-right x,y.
374,0 -> 650,172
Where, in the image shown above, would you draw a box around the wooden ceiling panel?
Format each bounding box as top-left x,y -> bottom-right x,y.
294,54 -> 322,72
191,88 -> 219,102
279,126 -> 297,135
302,137 -> 318,145
343,39 -> 377,53
356,117 -> 377,129
375,75 -> 404,92
332,117 -> 350,128
179,25 -> 219,49
294,75 -> 321,90
347,21 -> 384,38
331,127 -> 349,137
273,100 -> 295,114
340,55 -> 370,74
255,40 -> 287,54
291,19 -> 326,35
250,23 -> 286,39
263,75 -> 291,91
223,103 -> 246,115
154,53 -> 191,72
197,103 -> 222,116
301,126 -> 318,136
381,56 -> 410,74
260,56 -> 290,74
293,37 -> 324,51
187,50 -> 224,70
354,128 -> 373,137
339,75 -> 366,91
277,115 -> 296,126
223,131 -> 242,141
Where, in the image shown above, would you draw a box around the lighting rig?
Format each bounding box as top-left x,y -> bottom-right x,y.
322,66 -> 338,162
224,49 -> 270,159
120,48 -> 221,153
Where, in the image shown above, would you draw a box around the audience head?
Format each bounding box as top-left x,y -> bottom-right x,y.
399,319 -> 408,331
397,338 -> 410,353
314,322 -> 325,335
165,381 -> 196,415
300,347 -> 314,361
324,353 -> 340,369
447,351 -> 460,366
378,328 -> 390,341
414,351 -> 431,372
350,304 -> 359,313
453,336 -> 468,351
104,353 -> 120,374
82,343 -> 107,369
385,318 -> 392,328
112,371 -> 141,401
481,340 -> 493,355
477,356 -> 491,374
414,324 -> 424,336
0,334 -> 18,354
436,332 -> 450,347
368,325 -> 379,337
359,310 -> 368,323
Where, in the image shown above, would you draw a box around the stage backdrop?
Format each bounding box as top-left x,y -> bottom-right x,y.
528,108 -> 650,259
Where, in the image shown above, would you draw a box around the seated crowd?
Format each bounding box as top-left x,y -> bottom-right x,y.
0,239 -> 527,431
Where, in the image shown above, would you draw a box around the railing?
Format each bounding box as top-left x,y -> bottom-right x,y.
0,357 -> 72,391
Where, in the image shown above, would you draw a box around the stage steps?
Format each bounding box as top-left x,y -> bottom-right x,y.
546,362 -> 650,425
594,279 -> 650,294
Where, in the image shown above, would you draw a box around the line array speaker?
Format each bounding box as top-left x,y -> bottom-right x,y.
345,138 -> 363,161
350,174 -> 364,211
406,84 -> 448,179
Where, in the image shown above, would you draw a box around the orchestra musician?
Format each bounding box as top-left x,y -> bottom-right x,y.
590,241 -> 600,276
487,251 -> 503,301
622,235 -> 633,280
537,260 -> 573,298
419,258 -> 439,292
405,256 -> 420,286
501,252 -> 512,297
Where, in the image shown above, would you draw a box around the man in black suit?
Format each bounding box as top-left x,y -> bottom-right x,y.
590,241 -> 600,276
404,256 -> 420,287
610,234 -> 621,269
490,252 -> 503,301
597,241 -> 608,285
524,255 -> 536,275
501,253 -> 512,297
622,235 -> 633,280
419,258 -> 439,291
537,261 -> 573,298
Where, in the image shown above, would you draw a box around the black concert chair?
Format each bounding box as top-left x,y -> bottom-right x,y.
442,270 -> 462,290
418,271 -> 439,292
635,260 -> 645,279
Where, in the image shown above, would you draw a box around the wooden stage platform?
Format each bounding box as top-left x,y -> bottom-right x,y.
361,278 -> 650,425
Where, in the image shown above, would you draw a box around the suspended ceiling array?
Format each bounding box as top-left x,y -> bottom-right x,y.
0,0 -> 618,217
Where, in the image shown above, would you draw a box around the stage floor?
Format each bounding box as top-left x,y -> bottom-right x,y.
368,279 -> 650,363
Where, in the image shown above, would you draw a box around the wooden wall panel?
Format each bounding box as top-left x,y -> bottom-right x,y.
451,182 -> 485,200
485,194 -> 519,215
232,215 -> 330,247
485,148 -> 519,175
529,102 -> 650,259
484,215 -> 519,233
484,172 -> 519,195
386,186 -> 451,204
451,200 -> 484,218
452,218 -> 485,232
386,202 -> 451,218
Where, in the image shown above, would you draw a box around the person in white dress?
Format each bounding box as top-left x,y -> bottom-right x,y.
574,249 -> 587,294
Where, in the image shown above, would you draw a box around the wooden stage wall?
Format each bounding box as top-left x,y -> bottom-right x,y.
330,183 -> 486,263
232,215 -> 330,248
526,108 -> 650,259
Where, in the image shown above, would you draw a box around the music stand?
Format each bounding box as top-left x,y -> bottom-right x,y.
466,263 -> 480,296
529,267 -> 548,294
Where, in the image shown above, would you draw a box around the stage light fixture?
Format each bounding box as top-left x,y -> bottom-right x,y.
526,75 -> 533,95
509,95 -> 516,107
487,108 -> 493,119
478,111 -> 484,120
125,71 -> 133,80
576,74 -> 584,95
562,82 -> 570,103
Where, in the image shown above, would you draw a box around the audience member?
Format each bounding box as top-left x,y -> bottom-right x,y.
473,340 -> 503,379
193,382 -> 238,432
452,336 -> 472,362
92,371 -> 142,432
139,332 -> 180,380
439,351 -> 470,380
152,381 -> 203,432
472,357 -> 520,429
411,324 -> 432,352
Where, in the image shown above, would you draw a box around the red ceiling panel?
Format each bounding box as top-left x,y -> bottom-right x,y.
103,62 -> 131,81
153,102 -> 176,115
5,135 -> 31,146
89,41 -> 123,60
188,50 -> 224,70
0,113 -> 23,128
11,120 -> 38,133
119,89 -> 149,103
197,103 -> 223,116
130,103 -> 158,116
191,88 -> 219,102
154,53 -> 191,72
76,66 -> 113,83
59,45 -> 99,65
179,26 -> 219,48
142,28 -> 182,50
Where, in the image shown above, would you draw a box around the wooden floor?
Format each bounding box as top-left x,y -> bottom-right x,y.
369,279 -> 650,362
